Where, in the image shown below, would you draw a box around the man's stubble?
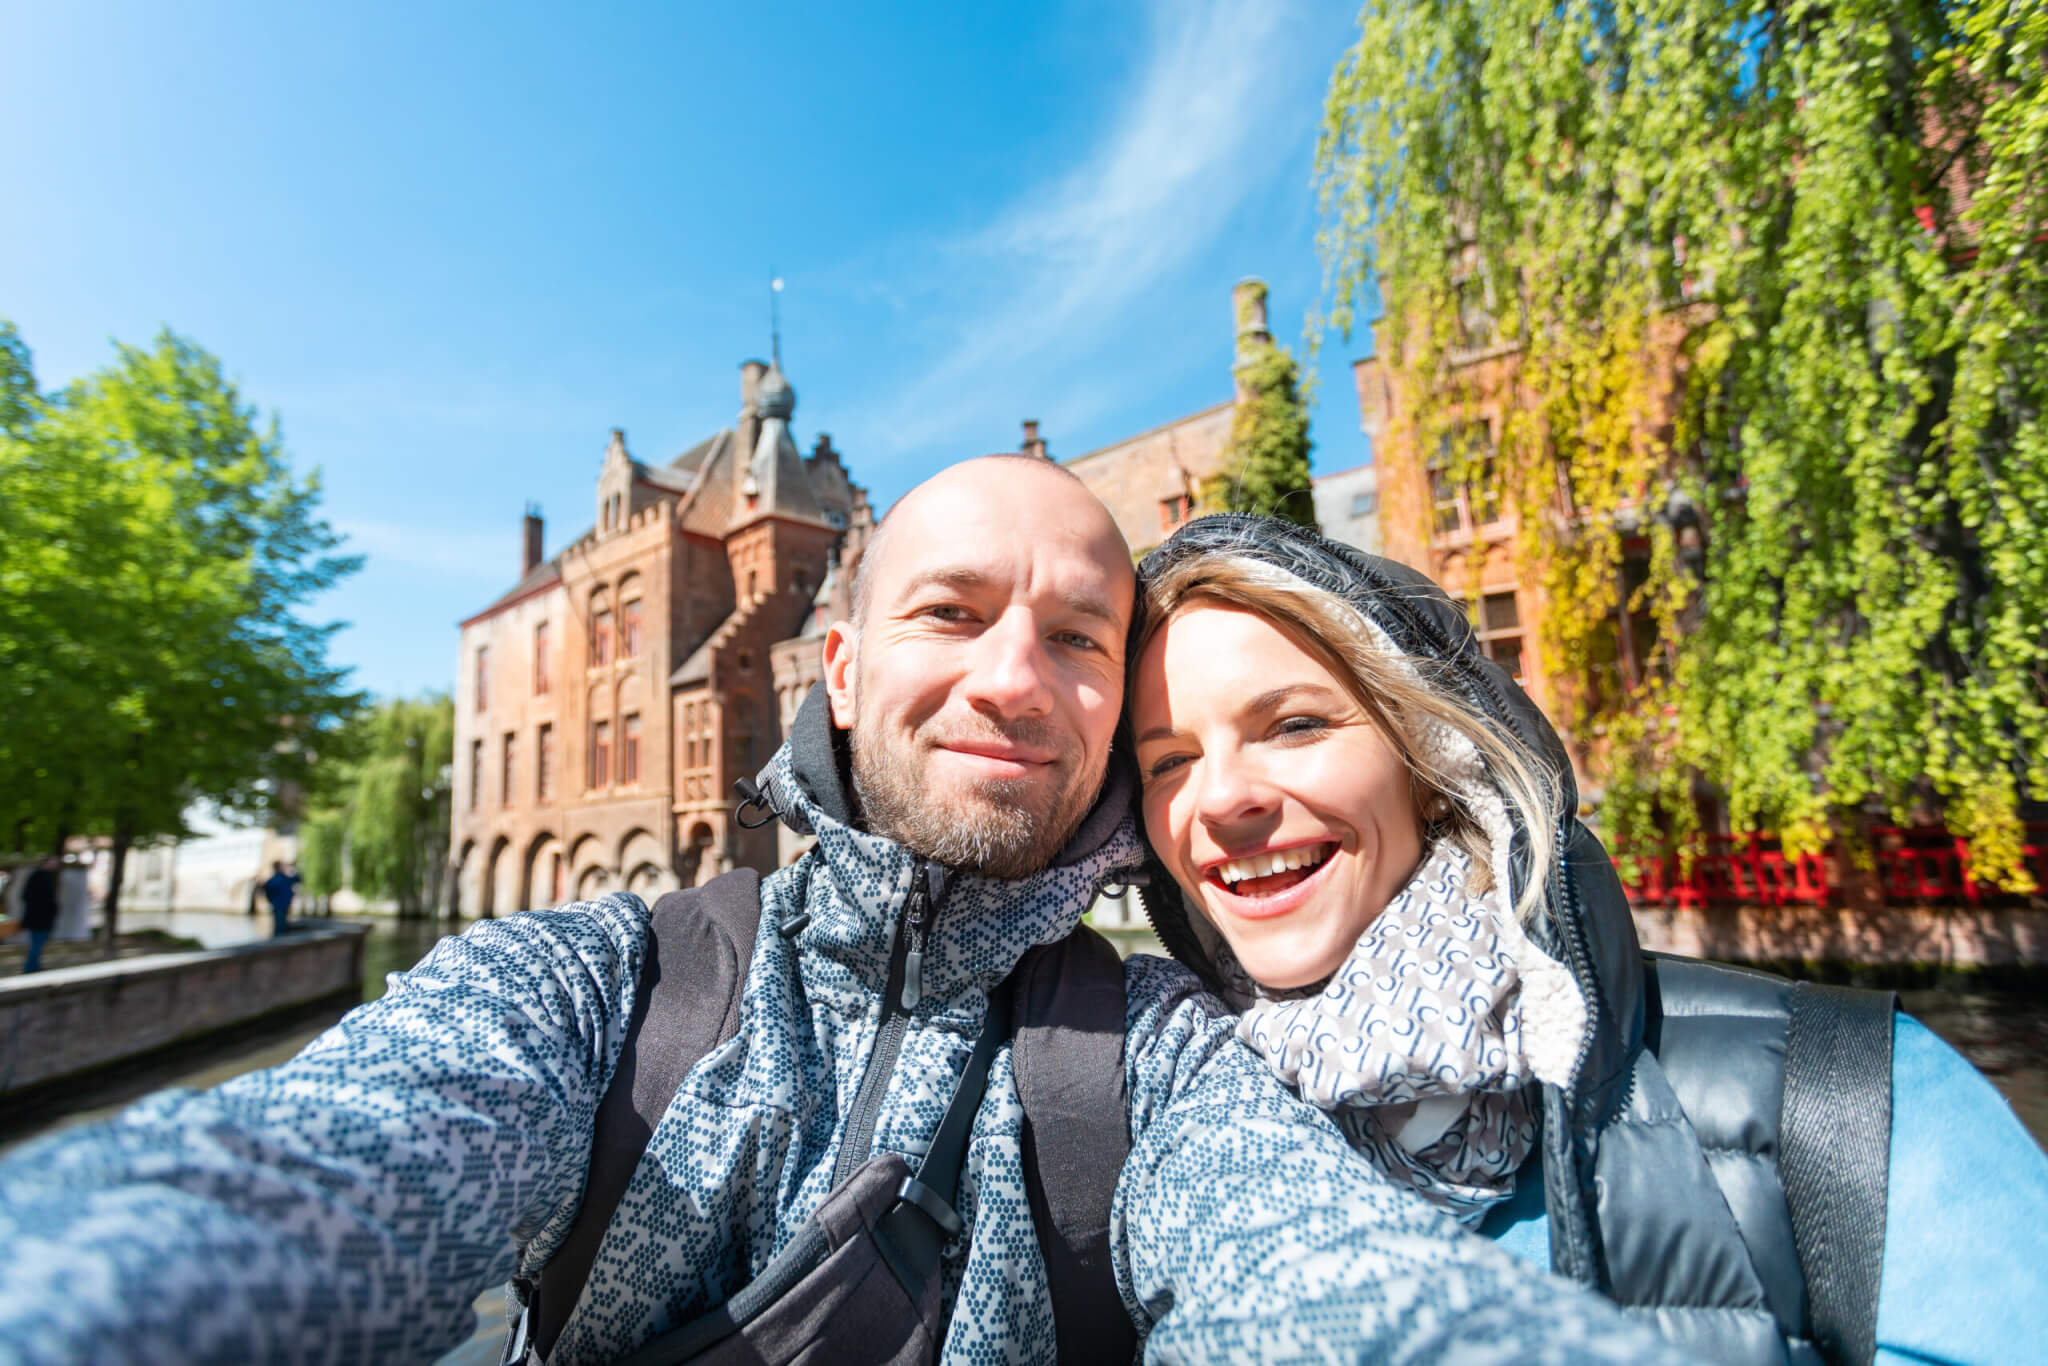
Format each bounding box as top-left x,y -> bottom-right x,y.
848,689 -> 1109,882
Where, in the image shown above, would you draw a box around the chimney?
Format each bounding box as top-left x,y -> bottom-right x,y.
522,504 -> 544,575
811,432 -> 840,467
740,359 -> 770,410
1232,278 -> 1273,402
1021,419 -> 1048,461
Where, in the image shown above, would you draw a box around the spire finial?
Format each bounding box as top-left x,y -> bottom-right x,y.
769,272 -> 784,369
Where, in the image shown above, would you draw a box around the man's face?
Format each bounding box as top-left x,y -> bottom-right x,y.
824,461 -> 1133,879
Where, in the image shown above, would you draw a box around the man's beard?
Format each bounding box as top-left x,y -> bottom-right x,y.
850,709 -> 1107,881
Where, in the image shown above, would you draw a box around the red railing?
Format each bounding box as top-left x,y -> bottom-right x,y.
1870,824 -> 2048,907
1616,823 -> 2047,908
1617,832 -> 1829,909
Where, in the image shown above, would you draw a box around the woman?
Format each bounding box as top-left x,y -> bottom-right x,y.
1127,513 -> 2048,1366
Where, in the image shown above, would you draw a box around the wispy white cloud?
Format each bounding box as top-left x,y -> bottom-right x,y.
843,0 -> 1316,469
331,516 -> 521,585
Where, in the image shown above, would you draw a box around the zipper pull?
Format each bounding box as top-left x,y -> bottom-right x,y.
900,875 -> 929,1012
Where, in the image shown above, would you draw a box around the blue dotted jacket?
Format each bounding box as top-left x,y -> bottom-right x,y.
0,722 -> 1686,1365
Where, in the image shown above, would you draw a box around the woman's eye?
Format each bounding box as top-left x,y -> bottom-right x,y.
1273,715 -> 1330,739
1142,753 -> 1191,781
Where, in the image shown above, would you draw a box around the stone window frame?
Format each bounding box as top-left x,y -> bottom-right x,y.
1475,590 -> 1525,684
591,720 -> 612,790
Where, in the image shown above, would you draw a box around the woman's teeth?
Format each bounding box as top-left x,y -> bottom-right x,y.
1214,844 -> 1332,889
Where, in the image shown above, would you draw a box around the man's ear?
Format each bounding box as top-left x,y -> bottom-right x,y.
822,623 -> 858,729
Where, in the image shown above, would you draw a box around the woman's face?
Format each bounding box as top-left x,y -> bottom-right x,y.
1132,605 -> 1425,990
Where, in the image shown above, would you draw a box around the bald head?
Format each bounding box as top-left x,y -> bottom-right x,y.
851,455 -> 1127,627
821,454 -> 1133,877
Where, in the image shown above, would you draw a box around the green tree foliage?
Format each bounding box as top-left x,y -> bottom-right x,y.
0,323 -> 361,936
1317,0 -> 2048,885
1209,283 -> 1320,529
299,695 -> 453,918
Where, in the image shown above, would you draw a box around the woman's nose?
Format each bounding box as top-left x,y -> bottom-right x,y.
1192,748 -> 1275,828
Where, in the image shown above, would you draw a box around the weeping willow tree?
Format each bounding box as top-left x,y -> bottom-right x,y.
1317,0 -> 2048,886
300,694 -> 454,917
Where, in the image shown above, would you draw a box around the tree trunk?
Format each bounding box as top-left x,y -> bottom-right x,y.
103,819 -> 131,959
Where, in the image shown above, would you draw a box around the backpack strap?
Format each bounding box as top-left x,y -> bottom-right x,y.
1779,981 -> 1896,1366
514,870 -> 763,1362
1011,925 -> 1138,1366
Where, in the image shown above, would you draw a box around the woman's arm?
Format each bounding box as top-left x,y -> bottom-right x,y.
1111,953 -> 1689,1363
0,895 -> 649,1366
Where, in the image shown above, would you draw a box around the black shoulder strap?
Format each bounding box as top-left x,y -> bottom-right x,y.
1010,925 -> 1138,1366
1780,981 -> 1896,1366
519,870 -> 763,1361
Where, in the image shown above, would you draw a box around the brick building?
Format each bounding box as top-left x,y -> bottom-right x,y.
1352,302 -> 1696,745
450,359 -> 870,915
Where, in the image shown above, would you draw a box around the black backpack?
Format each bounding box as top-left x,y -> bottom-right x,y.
503,870 -> 1139,1366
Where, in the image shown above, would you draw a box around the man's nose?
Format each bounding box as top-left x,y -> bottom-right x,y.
961,611 -> 1055,721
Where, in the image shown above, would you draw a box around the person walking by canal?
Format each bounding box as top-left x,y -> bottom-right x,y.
260,861 -> 298,938
18,856 -> 61,974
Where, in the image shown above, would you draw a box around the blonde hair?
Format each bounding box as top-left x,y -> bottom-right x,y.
1133,550 -> 1560,924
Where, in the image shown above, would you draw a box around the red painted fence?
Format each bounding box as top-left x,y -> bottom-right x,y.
1614,824 -> 2048,908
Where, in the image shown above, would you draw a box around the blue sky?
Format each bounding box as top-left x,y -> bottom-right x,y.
1,1 -> 1370,699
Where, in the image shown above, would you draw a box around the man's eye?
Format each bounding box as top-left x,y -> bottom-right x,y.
1054,631 -> 1100,651
922,604 -> 973,622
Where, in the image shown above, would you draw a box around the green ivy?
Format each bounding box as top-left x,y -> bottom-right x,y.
1317,0 -> 2048,887
1210,287 -> 1319,528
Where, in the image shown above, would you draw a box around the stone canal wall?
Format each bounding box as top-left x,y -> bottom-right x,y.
0,923 -> 369,1095
1633,902 -> 2048,968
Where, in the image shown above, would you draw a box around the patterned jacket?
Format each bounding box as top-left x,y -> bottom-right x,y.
0,691 -> 1683,1365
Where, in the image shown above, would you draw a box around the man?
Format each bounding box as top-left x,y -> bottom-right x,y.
261,861 -> 300,937
0,458 -> 1679,1363
17,855 -> 60,974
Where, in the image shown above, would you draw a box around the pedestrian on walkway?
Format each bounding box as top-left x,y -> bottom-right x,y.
19,856 -> 61,974
260,862 -> 298,938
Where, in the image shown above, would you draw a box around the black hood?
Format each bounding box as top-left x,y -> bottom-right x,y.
1130,516 -> 1645,1117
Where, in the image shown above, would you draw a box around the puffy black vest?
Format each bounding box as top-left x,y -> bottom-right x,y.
1546,825 -> 1892,1365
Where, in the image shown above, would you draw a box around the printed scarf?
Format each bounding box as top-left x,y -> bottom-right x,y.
1234,840 -> 1570,1226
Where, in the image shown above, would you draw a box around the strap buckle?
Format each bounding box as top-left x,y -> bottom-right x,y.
895,1175 -> 964,1237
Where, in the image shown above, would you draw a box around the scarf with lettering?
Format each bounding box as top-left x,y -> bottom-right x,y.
1230,840 -> 1580,1226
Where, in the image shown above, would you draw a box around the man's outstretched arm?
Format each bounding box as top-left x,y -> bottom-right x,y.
1115,955 -> 1691,1364
0,895 -> 649,1366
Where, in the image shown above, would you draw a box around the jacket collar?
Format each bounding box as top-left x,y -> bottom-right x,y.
754,684 -> 1146,1005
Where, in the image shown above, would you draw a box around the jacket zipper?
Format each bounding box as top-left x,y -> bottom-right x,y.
832,861 -> 937,1187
